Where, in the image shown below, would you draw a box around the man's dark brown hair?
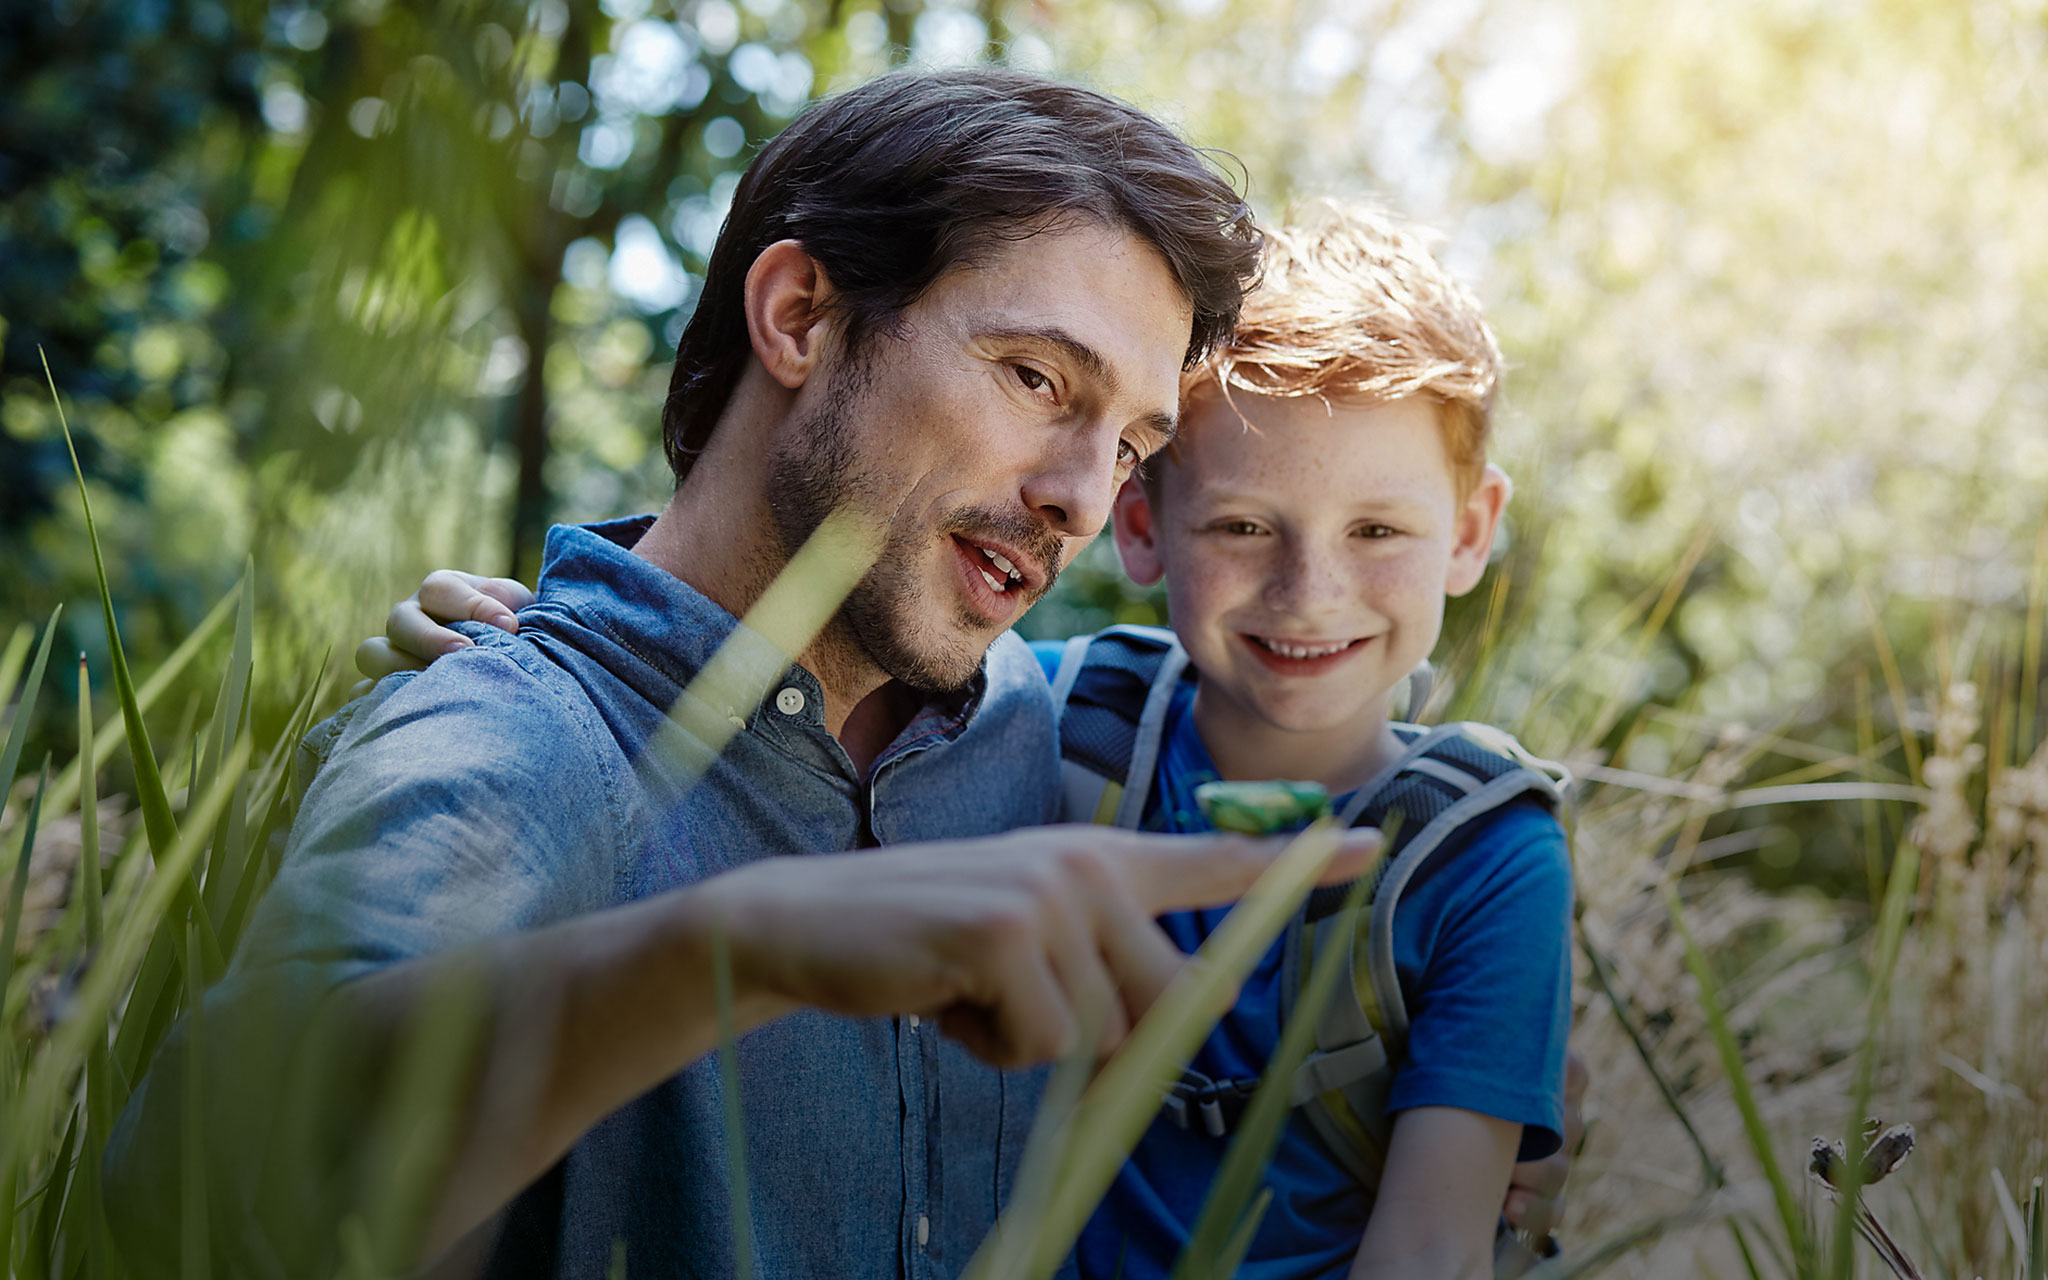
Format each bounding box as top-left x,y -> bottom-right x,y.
661,67 -> 1263,484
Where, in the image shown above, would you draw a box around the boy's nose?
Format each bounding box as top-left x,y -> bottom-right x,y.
1264,540 -> 1349,612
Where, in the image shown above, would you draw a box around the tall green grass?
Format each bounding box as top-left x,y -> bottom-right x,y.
4,355 -> 2044,1280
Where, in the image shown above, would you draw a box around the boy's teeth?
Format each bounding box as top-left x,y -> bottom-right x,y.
1258,637 -> 1350,659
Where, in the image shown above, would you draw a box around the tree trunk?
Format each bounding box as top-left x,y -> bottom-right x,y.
508,263 -> 557,583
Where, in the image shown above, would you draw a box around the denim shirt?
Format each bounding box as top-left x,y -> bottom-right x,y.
107,517 -> 1060,1279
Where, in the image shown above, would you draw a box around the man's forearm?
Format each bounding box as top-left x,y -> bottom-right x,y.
342,881 -> 795,1257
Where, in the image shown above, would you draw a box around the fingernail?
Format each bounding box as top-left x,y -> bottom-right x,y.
444,638 -> 472,655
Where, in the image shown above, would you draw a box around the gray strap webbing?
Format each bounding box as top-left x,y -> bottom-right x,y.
1112,642 -> 1190,830
1333,722 -> 1474,828
1047,633 -> 1094,726
1404,755 -> 1485,795
1290,1034 -> 1389,1106
1365,769 -> 1561,1040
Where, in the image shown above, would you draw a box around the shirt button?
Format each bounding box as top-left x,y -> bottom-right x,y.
907,1013 -> 920,1029
917,1214 -> 930,1248
774,687 -> 806,716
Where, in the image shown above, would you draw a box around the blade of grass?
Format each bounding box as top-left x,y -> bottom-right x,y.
21,1103 -> 81,1280
179,919 -> 208,1280
2,738 -> 251,1185
0,623 -> 32,718
1579,524 -> 1715,751
2027,1177 -> 2044,1280
1993,1169 -> 2027,1266
1520,1192 -> 1729,1280
965,820 -> 1353,1280
1577,919 -> 1723,1187
972,993 -> 1102,1280
2,759 -> 51,1013
1898,1183 -> 1952,1280
2020,521 -> 2045,761
1,610 -> 61,807
1857,583 -> 1922,789
78,658 -> 112,1280
1207,1188 -> 1273,1279
1829,835 -> 1922,1280
1172,871 -> 1376,1279
1668,888 -> 1809,1270
43,350 -> 223,981
712,928 -> 754,1280
43,590 -> 238,822
0,759 -> 51,1273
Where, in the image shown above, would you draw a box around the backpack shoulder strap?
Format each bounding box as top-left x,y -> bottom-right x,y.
1287,724 -> 1570,1192
1049,626 -> 1189,827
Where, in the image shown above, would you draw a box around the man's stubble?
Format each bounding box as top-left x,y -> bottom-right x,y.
765,355 -> 1064,696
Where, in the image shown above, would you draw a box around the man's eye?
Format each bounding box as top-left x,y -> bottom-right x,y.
1014,364 -> 1052,395
1116,438 -> 1140,464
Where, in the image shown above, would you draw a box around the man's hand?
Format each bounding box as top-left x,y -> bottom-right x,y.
373,821 -> 1382,1253
699,824 -> 1385,1067
352,570 -> 534,691
1502,1048 -> 1588,1242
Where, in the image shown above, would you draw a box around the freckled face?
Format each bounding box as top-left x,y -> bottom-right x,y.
1131,390 -> 1490,737
772,221 -> 1192,692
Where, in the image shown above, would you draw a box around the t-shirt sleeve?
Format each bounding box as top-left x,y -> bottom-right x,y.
1385,803 -> 1574,1162
1028,637 -> 1065,685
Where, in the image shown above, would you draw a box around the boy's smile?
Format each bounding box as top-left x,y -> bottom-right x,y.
1113,387 -> 1508,791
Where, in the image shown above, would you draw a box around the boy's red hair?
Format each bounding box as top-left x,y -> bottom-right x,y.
1183,199 -> 1503,497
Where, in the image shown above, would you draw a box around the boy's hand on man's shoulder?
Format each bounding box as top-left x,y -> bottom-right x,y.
351,569 -> 534,695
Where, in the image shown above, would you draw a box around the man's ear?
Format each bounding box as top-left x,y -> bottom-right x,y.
743,239 -> 836,390
1112,477 -> 1166,586
1445,463 -> 1512,597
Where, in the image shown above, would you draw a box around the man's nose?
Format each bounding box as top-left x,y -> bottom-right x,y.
1020,421 -> 1123,538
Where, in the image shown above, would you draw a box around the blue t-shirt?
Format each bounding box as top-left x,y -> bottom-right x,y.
1031,643 -> 1574,1280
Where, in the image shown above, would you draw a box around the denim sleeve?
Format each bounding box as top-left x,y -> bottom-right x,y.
1385,805 -> 1575,1162
103,647 -> 625,1278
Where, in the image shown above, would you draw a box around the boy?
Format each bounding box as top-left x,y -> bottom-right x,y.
362,201 -> 1571,1278
1042,202 -> 1571,1278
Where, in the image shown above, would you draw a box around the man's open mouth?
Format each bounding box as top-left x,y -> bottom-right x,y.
959,537 -> 1025,593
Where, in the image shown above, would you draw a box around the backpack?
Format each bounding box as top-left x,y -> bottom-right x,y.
1049,625 -> 1571,1197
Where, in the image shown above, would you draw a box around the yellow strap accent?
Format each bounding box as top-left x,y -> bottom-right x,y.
1351,918 -> 1389,1041
1091,779 -> 1125,826
1319,1089 -> 1390,1179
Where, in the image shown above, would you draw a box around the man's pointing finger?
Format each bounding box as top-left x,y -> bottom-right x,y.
1121,826 -> 1383,916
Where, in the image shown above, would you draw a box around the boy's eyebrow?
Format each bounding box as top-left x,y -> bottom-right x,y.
981,324 -> 1179,440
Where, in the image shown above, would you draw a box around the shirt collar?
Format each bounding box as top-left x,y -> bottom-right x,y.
535,516 -> 989,743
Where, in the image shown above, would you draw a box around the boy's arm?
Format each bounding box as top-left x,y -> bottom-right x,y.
1347,1106 -> 1523,1280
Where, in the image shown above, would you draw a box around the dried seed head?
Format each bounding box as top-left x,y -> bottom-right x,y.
1809,1122 -> 1916,1191
1860,1123 -> 1915,1185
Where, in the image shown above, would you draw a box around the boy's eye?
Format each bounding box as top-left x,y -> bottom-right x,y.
1356,523 -> 1399,539
1222,520 -> 1266,536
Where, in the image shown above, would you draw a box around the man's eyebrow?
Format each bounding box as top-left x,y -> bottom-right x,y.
981,325 -> 1178,439
982,324 -> 1120,389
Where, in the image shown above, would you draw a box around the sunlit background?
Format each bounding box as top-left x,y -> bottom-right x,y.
5,0 -> 2048,1270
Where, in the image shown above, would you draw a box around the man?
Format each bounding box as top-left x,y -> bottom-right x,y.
107,67 -> 1380,1278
